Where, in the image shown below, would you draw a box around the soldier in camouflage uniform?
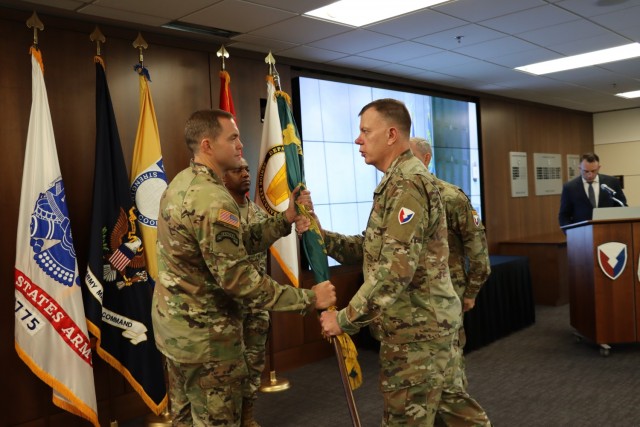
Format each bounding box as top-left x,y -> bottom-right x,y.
223,158 -> 270,427
410,137 -> 491,426
319,99 -> 489,426
152,109 -> 336,427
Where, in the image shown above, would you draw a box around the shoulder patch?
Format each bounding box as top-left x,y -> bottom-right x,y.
217,209 -> 240,229
472,211 -> 481,227
398,207 -> 415,224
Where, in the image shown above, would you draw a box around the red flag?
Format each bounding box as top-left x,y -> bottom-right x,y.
219,70 -> 236,117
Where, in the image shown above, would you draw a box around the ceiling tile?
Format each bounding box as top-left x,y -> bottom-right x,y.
413,24 -> 504,49
517,19 -> 611,47
480,4 -> 577,34
229,33 -> 296,51
434,0 -> 546,22
308,29 -> 402,55
556,0 -> 640,18
242,0 -> 335,14
19,0 -> 89,10
247,16 -> 350,45
94,0 -> 219,19
454,37 -> 541,60
365,9 -> 466,40
277,45 -> 346,63
326,55 -> 389,70
181,0 -> 295,33
403,51 -> 476,71
548,32 -> 632,55
368,63 -> 425,78
78,4 -> 169,26
359,41 -> 441,62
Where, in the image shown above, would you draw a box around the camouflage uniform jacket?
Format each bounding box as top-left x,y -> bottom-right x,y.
436,179 -> 490,300
239,197 -> 269,274
324,150 -> 461,344
152,161 -> 315,371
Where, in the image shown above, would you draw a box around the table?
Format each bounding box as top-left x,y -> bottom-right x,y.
464,255 -> 536,352
499,233 -> 568,306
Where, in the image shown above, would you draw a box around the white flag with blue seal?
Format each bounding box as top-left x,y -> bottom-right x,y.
14,47 -> 99,427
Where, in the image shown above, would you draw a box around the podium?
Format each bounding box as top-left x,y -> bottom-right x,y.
562,208 -> 640,354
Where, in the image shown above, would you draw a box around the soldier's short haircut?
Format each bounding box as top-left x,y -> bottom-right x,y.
581,152 -> 599,163
410,137 -> 432,158
359,98 -> 411,136
184,109 -> 234,153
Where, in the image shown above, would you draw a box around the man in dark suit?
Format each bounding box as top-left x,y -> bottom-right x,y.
558,152 -> 627,228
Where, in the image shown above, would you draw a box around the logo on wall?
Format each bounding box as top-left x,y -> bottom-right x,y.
597,242 -> 627,280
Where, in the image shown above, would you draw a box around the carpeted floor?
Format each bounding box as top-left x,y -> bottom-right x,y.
253,304 -> 640,426
122,304 -> 640,426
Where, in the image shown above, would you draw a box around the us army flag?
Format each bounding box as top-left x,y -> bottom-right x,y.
130,64 -> 167,284
84,57 -> 166,415
15,47 -> 99,427
255,75 -> 299,286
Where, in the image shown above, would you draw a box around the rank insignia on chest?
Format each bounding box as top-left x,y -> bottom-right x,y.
398,207 -> 415,224
217,209 -> 240,229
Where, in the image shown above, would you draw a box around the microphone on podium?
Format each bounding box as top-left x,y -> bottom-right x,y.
600,183 -> 616,196
601,183 -> 625,207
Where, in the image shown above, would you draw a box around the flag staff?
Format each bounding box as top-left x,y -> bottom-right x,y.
133,32 -> 148,67
26,11 -> 43,48
264,51 -> 362,425
216,44 -> 229,70
258,49 -> 291,394
130,33 -> 172,427
265,51 -> 281,91
90,26 -> 105,57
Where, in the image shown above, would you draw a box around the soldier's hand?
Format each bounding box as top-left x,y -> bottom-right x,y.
294,215 -> 311,236
320,310 -> 342,336
285,185 -> 312,223
463,297 -> 476,312
312,280 -> 336,309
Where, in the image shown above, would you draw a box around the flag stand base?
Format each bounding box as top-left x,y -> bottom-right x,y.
259,370 -> 290,393
145,410 -> 171,427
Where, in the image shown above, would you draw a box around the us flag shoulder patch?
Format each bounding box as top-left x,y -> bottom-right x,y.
217,209 -> 240,229
398,207 -> 415,224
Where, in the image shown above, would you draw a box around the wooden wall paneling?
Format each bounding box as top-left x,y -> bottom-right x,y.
1,6 -> 598,425
478,98 -> 520,251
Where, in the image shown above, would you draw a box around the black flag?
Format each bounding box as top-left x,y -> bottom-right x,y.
83,57 -> 167,414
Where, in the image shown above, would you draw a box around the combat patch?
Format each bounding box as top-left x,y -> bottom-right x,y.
217,209 -> 240,229
215,230 -> 239,246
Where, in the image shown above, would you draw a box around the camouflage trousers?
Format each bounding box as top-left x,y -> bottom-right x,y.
242,309 -> 270,400
381,334 -> 490,427
165,358 -> 243,427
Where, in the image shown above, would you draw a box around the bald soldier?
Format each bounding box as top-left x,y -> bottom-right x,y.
409,136 -> 491,425
320,99 -> 489,426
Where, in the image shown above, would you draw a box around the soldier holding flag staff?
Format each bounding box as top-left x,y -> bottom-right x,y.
152,109 -> 335,426
319,99 -> 490,426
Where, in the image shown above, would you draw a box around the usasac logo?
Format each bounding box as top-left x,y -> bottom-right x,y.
597,242 -> 627,280
130,158 -> 167,228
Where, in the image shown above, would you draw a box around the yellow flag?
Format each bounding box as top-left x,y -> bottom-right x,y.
130,68 -> 167,283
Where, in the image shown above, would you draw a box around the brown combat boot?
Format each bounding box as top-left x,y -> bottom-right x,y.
241,399 -> 261,427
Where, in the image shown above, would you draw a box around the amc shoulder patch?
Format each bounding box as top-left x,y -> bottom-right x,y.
217,209 -> 240,229
398,207 -> 415,224
472,210 -> 481,227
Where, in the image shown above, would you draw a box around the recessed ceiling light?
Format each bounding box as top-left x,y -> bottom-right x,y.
515,43 -> 640,75
615,90 -> 640,99
304,0 -> 451,27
